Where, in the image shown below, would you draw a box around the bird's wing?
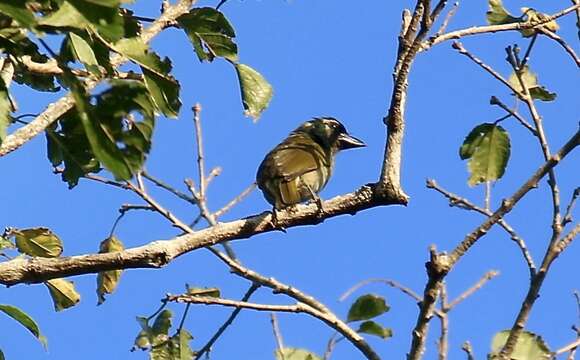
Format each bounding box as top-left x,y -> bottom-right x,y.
269,145 -> 323,182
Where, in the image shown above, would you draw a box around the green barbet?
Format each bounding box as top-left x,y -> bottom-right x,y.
256,117 -> 365,211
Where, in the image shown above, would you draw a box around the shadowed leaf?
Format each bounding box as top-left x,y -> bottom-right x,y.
520,7 -> 559,37
347,294 -> 389,322
96,235 -> 124,305
178,7 -> 238,62
357,320 -> 393,339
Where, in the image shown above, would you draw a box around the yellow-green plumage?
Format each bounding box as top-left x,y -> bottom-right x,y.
256,117 -> 365,210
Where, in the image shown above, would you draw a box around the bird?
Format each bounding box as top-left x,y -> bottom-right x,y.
256,117 -> 365,220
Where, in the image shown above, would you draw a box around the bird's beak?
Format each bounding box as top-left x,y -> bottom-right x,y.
338,133 -> 366,150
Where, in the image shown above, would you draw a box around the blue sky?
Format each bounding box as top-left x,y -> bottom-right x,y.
1,0 -> 579,359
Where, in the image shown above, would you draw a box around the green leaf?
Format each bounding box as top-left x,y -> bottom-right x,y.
0,28 -> 59,92
105,37 -> 181,117
275,348 -> 322,360
347,294 -> 389,322
357,320 -> 393,339
489,330 -> 551,359
486,0 -> 520,25
177,7 -> 238,62
96,235 -> 124,305
0,0 -> 36,28
186,286 -> 221,298
38,0 -> 125,41
0,77 -> 10,145
178,329 -> 194,360
507,65 -> 556,101
151,309 -> 173,340
0,304 -> 48,349
45,278 -> 81,311
520,8 -> 559,37
67,32 -> 101,75
459,123 -> 511,187
12,227 -> 63,258
0,348 -> 4,360
234,63 -> 273,120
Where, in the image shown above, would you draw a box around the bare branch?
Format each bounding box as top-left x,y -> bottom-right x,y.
408,130 -> 580,360
461,341 -> 475,360
422,4 -> 580,50
194,283 -> 260,359
339,278 -> 422,303
169,292 -> 380,360
555,337 -> 580,357
490,96 -> 538,136
447,270 -> 499,310
538,29 -> 580,67
213,183 -> 257,219
270,313 -> 285,354
451,42 -> 520,95
141,171 -> 198,205
437,283 -> 449,360
563,187 -> 580,226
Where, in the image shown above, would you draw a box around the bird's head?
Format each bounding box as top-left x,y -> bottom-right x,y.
294,117 -> 366,152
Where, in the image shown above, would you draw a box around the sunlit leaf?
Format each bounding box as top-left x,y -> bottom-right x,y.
347,294 -> 389,322
357,320 -> 393,339
96,235 -> 124,305
186,286 -> 220,298
67,32 -> 101,75
234,63 -> 273,120
507,65 -> 557,102
489,330 -> 551,359
0,304 -> 48,349
459,123 -> 511,187
520,7 -> 559,37
38,0 -> 125,41
12,227 -> 63,258
486,0 -> 520,25
275,348 -> 322,360
45,278 -> 81,311
105,38 -> 181,117
177,7 -> 238,62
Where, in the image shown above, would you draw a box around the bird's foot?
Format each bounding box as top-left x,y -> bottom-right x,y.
271,208 -> 287,232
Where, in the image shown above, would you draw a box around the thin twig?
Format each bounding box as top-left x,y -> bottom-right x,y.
519,33 -> 538,69
213,183 -> 257,219
447,270 -> 499,310
438,283 -> 449,360
215,0 -> 229,10
555,338 -> 580,357
169,292 -> 380,360
194,283 -> 260,359
490,96 -> 538,136
452,42 -> 520,95
323,333 -> 344,360
339,278 -> 422,302
563,187 -> 580,226
109,204 -> 156,237
427,179 -> 536,276
484,181 -> 492,212
461,341 -> 475,360
270,313 -> 285,355
433,2 -> 459,38
538,29 -> 580,68
141,171 -> 198,205
574,0 -> 580,41
422,3 -> 580,50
